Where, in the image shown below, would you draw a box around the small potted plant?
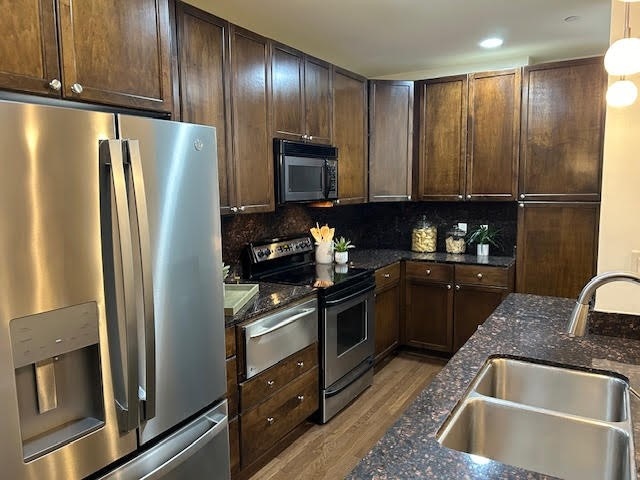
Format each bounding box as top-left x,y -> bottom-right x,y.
333,236 -> 355,264
467,225 -> 501,256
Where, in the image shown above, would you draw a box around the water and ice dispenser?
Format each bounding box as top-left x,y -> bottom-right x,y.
10,302 -> 105,462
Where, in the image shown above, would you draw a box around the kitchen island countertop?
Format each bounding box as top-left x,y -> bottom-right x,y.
347,293 -> 640,479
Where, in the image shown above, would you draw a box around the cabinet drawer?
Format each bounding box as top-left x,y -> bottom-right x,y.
240,343 -> 318,412
226,356 -> 238,418
375,262 -> 401,292
405,261 -> 453,283
241,367 -> 319,465
225,326 -> 236,358
455,265 -> 509,287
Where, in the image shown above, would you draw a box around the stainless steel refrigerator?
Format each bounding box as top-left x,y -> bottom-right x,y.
0,100 -> 230,479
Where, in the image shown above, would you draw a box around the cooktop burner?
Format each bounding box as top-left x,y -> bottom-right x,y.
259,264 -> 370,289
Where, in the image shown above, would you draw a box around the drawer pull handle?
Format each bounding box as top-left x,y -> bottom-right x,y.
447,284 -> 452,290
297,395 -> 305,403
266,417 -> 275,425
296,360 -> 304,368
426,269 -> 431,275
266,380 -> 275,388
477,273 -> 483,280
456,285 -> 461,291
383,273 -> 390,278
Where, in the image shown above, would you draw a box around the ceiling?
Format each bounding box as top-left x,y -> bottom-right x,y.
184,0 -> 611,79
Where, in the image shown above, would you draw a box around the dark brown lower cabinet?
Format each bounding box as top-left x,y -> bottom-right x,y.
374,263 -> 401,363
453,285 -> 509,351
229,416 -> 240,476
403,268 -> 454,352
517,202 -> 599,298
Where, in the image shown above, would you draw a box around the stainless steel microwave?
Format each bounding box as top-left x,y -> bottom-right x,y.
275,139 -> 338,204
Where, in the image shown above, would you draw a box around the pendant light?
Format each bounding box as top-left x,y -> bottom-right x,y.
606,78 -> 638,107
604,1 -> 640,75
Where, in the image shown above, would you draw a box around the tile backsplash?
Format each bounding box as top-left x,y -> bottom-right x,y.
222,202 -> 517,268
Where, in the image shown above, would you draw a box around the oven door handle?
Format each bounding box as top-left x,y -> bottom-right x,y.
249,308 -> 316,339
324,285 -> 374,307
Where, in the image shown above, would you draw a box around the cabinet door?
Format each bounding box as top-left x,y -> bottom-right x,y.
404,278 -> 453,352
229,26 -> 274,214
57,0 -> 173,112
453,284 -> 508,352
271,43 -> 305,140
415,76 -> 467,201
176,4 -> 234,214
0,0 -> 60,96
374,282 -> 400,363
304,56 -> 332,144
369,80 -> 413,202
520,58 -> 606,201
333,67 -> 367,205
517,202 -> 599,298
467,69 -> 521,201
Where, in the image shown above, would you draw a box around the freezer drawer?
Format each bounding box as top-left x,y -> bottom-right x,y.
99,401 -> 230,480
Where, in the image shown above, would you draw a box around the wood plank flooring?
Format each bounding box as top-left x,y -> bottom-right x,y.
250,352 -> 445,480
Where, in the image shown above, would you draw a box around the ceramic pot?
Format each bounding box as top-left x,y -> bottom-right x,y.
334,251 -> 349,264
315,241 -> 334,264
477,244 -> 489,256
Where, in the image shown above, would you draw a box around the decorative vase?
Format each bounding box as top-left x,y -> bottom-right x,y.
315,241 -> 334,264
477,244 -> 489,256
334,251 -> 349,264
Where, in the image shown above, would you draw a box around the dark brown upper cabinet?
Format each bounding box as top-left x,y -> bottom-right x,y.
369,80 -> 414,202
0,0 -> 60,97
415,69 -> 520,201
175,3 -> 234,214
229,26 -> 275,214
519,57 -> 607,202
271,43 -> 332,144
57,0 -> 173,112
333,67 -> 368,205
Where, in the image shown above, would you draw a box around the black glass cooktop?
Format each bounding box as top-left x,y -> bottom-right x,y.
258,264 -> 371,289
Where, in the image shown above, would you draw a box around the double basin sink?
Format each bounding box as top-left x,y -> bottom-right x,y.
437,357 -> 637,479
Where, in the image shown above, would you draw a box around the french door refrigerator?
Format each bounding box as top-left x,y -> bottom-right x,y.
0,100 -> 230,479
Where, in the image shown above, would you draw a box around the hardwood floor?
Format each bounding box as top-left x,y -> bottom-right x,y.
249,352 -> 445,480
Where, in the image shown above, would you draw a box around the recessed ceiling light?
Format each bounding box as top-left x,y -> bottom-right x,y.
564,15 -> 581,23
479,37 -> 503,49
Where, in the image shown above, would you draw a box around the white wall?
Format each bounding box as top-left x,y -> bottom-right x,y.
595,0 -> 640,314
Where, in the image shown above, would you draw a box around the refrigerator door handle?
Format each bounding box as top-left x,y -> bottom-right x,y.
140,413 -> 228,480
124,139 -> 156,421
100,140 -> 140,432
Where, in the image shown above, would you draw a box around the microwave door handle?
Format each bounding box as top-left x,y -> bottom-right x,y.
100,140 -> 140,432
124,140 -> 156,421
323,159 -> 330,199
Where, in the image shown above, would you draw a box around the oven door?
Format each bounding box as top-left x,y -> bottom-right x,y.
280,156 -> 327,202
322,281 -> 375,388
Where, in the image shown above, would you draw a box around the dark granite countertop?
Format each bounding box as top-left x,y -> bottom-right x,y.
348,293 -> 640,479
224,282 -> 316,327
348,248 -> 515,271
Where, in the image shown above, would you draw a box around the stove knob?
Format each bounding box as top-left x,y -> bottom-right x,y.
257,250 -> 264,258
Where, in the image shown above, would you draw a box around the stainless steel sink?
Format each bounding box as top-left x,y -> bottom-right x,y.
474,357 -> 628,421
437,357 -> 636,480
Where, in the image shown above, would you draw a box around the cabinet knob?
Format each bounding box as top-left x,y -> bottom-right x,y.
520,194 -> 526,199
296,360 -> 304,368
266,380 -> 275,388
239,206 -> 246,212
297,395 -> 305,403
426,269 -> 431,275
266,417 -> 275,425
467,194 -> 472,199
477,273 -> 483,280
335,199 -> 340,205
447,284 -> 452,290
519,203 -> 525,208
48,79 -> 62,91
230,206 -> 238,213
457,195 -> 463,200
309,135 -> 313,141
70,83 -> 83,94
407,195 -> 412,200
455,285 -> 461,291
383,273 -> 391,278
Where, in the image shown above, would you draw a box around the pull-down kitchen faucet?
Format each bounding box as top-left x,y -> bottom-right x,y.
566,271 -> 640,336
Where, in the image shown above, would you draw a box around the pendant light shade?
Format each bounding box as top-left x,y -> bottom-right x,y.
604,37 -> 640,75
606,79 -> 638,107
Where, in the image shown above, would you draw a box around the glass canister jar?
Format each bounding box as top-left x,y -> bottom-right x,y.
411,215 -> 437,253
445,225 -> 467,254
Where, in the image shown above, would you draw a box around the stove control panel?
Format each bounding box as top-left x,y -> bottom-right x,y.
250,236 -> 314,263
